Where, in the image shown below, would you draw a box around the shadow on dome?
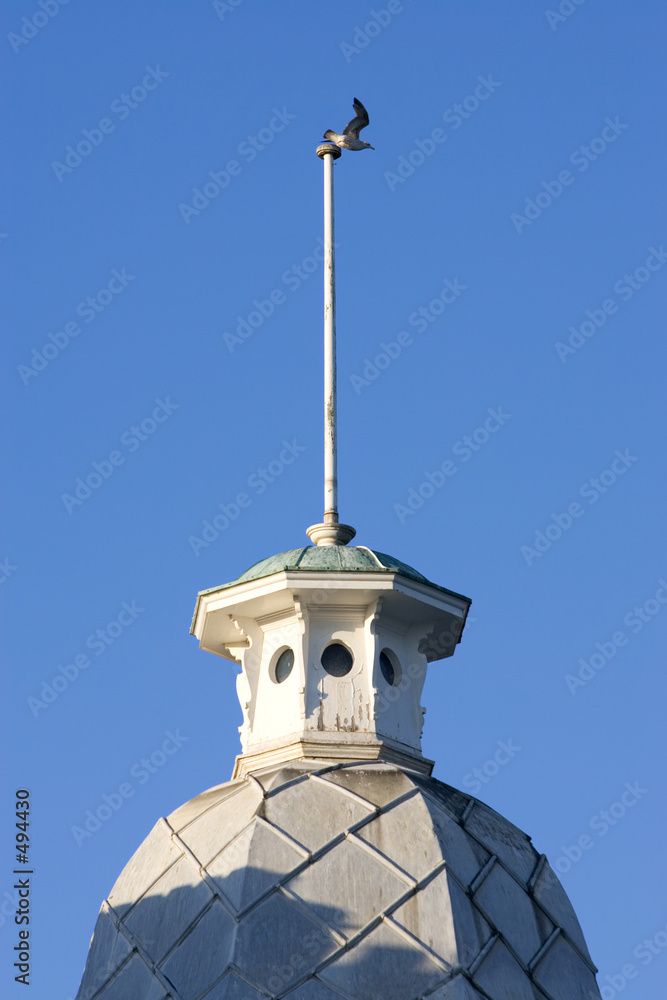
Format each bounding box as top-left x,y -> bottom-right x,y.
76,868 -> 480,1000
76,863 -> 601,1000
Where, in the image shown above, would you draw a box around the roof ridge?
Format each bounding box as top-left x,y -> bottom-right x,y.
355,545 -> 384,568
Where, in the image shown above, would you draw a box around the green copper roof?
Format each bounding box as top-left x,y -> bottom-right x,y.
197,545 -> 469,601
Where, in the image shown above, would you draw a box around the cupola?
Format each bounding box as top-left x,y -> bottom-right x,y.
191,545 -> 471,777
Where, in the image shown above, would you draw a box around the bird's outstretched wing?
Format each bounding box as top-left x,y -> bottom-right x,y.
342,98 -> 370,139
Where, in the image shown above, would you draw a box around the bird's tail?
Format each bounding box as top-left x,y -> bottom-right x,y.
323,130 -> 338,141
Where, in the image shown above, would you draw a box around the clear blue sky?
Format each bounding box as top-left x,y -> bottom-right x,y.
3,2 -> 666,997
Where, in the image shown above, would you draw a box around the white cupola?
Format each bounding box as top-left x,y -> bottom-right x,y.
191,545 -> 470,777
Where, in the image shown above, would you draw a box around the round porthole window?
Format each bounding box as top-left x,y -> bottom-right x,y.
380,648 -> 401,686
321,642 -> 353,677
273,648 -> 294,684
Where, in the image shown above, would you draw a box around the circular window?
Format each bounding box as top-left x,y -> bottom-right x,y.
321,642 -> 353,677
273,648 -> 294,684
380,648 -> 401,686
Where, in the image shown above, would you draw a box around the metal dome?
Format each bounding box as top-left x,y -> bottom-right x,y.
196,546 -> 468,599
75,760 -> 601,1000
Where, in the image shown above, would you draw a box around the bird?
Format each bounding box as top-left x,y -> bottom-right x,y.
323,98 -> 374,150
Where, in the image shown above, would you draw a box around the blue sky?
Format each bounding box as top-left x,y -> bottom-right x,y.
3,1 -> 666,997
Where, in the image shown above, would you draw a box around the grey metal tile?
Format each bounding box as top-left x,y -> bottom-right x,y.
75,909 -> 133,1000
124,855 -> 214,963
473,863 -> 543,965
235,892 -> 339,994
319,919 -> 446,1000
160,901 -> 236,998
533,934 -> 601,1000
287,838 -> 409,938
464,806 -> 538,885
95,954 -> 167,1000
261,777 -> 373,853
207,819 -> 307,912
179,782 -> 263,866
471,938 -> 534,1000
107,819 -> 182,920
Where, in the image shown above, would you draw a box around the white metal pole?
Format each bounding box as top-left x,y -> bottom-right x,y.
307,142 -> 354,547
323,148 -> 337,524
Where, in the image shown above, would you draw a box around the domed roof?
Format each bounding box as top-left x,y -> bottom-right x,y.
76,762 -> 601,1000
197,546 -> 468,600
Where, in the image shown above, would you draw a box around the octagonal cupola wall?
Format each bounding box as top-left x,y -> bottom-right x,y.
191,545 -> 471,778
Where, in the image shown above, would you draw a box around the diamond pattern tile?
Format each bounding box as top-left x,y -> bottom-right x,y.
464,805 -> 538,886
179,781 -> 263,866
159,901 -> 235,998
76,764 -> 602,1000
96,954 -> 167,1000
287,837 -> 409,937
393,871 -> 490,968
421,796 -> 491,888
533,933 -> 600,1000
201,970 -> 269,1000
262,774 -> 374,853
107,819 -> 181,919
235,891 -> 339,994
206,818 -> 307,912
76,909 -> 133,1000
472,938 -> 534,1000
319,919 -> 446,1000
124,855 -> 213,963
473,862 -> 544,965
318,763 -> 418,807
356,794 -> 445,879
532,860 -> 592,962
168,781 -> 243,833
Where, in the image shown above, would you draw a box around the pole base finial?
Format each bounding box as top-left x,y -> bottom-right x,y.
306,522 -> 356,547
316,142 -> 342,160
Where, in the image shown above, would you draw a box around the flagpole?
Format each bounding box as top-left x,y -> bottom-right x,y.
307,143 -> 356,547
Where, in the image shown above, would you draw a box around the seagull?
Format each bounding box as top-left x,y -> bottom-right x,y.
324,98 -> 374,151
